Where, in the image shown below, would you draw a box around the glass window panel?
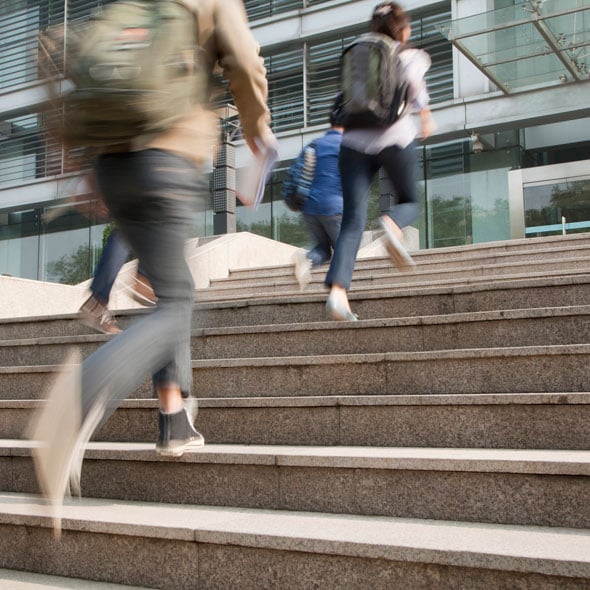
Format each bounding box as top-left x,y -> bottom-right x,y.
424,141 -> 514,248
460,24 -> 549,66
41,208 -> 92,284
545,8 -> 590,44
441,1 -> 590,91
0,5 -> 40,89
0,208 -> 40,279
265,47 -> 304,133
307,32 -> 361,127
524,178 -> 590,236
244,0 -> 301,22
0,109 -> 63,186
488,52 -> 567,87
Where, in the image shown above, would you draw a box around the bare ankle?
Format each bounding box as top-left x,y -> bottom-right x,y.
157,385 -> 184,414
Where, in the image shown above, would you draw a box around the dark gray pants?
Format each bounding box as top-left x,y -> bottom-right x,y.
81,149 -> 206,423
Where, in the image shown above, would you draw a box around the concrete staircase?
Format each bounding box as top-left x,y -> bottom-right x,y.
0,233 -> 589,589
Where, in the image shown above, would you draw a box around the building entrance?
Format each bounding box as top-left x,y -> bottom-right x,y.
508,160 -> 590,239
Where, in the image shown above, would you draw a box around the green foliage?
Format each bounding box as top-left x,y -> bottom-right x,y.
102,223 -> 115,248
47,244 -> 100,285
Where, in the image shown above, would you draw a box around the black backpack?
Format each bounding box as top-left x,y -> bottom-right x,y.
339,32 -> 408,129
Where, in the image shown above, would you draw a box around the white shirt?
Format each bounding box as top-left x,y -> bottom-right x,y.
341,46 -> 431,154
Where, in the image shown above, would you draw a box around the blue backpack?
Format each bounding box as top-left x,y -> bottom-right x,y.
281,141 -> 317,212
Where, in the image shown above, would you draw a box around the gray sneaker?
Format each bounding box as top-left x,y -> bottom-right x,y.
156,406 -> 205,458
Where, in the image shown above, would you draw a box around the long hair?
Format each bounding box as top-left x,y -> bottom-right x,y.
370,2 -> 410,42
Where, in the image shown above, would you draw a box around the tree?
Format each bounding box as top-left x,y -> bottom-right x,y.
47,244 -> 99,285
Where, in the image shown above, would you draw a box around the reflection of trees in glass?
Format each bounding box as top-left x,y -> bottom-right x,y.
526,180 -> 590,229
238,184 -> 383,248
429,195 -> 509,247
430,195 -> 472,247
237,214 -> 308,246
47,244 -> 98,285
550,180 -> 590,222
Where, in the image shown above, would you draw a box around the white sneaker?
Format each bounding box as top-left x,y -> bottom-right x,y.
293,250 -> 312,291
379,217 -> 416,272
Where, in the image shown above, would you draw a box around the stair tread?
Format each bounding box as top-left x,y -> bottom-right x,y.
2,392 -> 589,408
3,440 -> 589,474
1,492 -> 588,578
201,267 -> 590,294
0,568 -> 149,589
1,304 -> 588,347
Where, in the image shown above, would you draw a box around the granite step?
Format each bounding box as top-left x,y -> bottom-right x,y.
0,492 -> 588,589
221,247 -> 590,286
189,344 -> 590,399
3,393 -> 588,450
228,235 -> 590,281
0,568 -> 150,589
1,344 -> 589,401
1,305 -> 589,366
3,440 -> 589,528
2,274 -> 589,340
198,267 -> 590,301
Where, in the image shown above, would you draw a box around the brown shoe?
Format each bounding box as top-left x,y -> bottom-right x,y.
79,294 -> 122,335
131,272 -> 157,307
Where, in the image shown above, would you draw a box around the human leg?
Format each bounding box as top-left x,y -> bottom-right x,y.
29,150 -> 206,531
324,147 -> 377,319
378,142 -> 419,271
92,150 -> 203,437
79,229 -> 130,334
90,229 -> 130,303
305,214 -> 342,267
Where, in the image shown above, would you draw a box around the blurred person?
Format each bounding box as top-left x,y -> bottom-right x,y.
325,1 -> 436,321
29,0 -> 272,535
79,228 -> 157,335
292,99 -> 344,290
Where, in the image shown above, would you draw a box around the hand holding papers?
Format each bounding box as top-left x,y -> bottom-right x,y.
237,133 -> 279,209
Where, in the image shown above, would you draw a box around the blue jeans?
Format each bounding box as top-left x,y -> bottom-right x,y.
80,149 -> 206,422
325,142 -> 419,291
90,230 -> 130,304
303,213 -> 342,267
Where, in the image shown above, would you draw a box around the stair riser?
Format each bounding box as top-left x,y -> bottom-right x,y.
3,314 -> 589,366
3,403 -> 589,450
0,524 -> 585,590
206,258 -> 590,294
228,240 -> 590,280
191,315 -> 589,360
2,281 -> 589,340
2,455 -> 588,528
0,373 -> 151,401
229,246 -> 590,280
2,351 -> 588,400
192,354 -> 590,398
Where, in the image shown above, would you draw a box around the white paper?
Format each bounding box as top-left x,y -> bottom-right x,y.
236,136 -> 279,209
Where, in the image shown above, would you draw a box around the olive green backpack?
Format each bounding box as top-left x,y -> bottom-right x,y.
41,0 -> 206,147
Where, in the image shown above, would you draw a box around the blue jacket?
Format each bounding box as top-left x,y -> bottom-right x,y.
301,129 -> 343,217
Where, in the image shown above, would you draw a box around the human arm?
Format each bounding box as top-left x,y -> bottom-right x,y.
402,49 -> 436,140
213,0 -> 272,153
418,106 -> 436,140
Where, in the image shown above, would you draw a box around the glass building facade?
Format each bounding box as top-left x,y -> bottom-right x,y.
0,0 -> 588,284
